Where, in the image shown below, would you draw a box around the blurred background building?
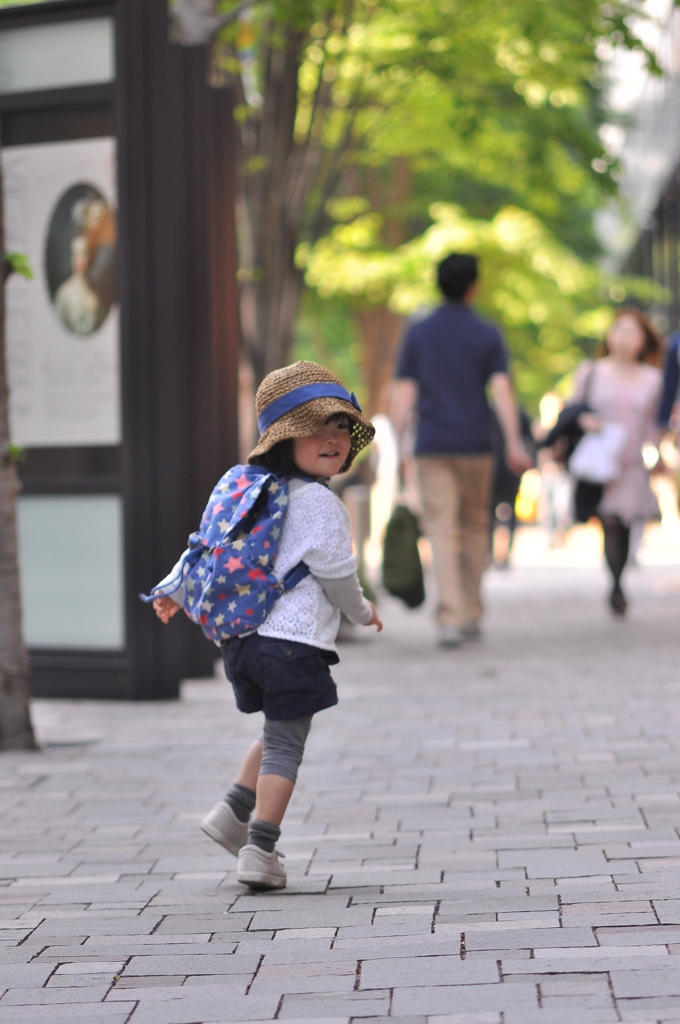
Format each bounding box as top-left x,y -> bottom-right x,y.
602,0 -> 680,330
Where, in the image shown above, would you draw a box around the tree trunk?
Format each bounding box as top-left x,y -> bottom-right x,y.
0,136 -> 36,752
358,306 -> 404,416
241,22 -> 306,383
175,4 -> 362,384
358,160 -> 410,415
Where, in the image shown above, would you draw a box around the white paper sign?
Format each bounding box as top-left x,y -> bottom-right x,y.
3,137 -> 120,446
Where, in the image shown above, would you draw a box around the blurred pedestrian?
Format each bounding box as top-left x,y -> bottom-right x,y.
489,406 -> 536,568
657,329 -> 680,532
537,452 -> 573,548
658,326 -> 680,433
391,253 -> 531,647
535,394 -> 573,547
570,310 -> 663,615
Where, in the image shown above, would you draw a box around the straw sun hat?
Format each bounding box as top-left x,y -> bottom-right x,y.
248,361 -> 375,473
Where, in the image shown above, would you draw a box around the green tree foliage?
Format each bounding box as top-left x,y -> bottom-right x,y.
299,201 -> 664,408
262,0 -> 667,406
300,0 -> 616,258
219,0 -> 657,381
295,291 -> 366,403
0,0 -> 658,404
226,0 -> 656,251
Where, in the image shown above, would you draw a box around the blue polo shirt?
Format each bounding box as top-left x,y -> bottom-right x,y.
396,302 -> 508,454
659,332 -> 680,426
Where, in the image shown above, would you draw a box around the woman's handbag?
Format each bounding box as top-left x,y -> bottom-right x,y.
568,421 -> 628,484
539,362 -> 597,465
539,359 -> 625,522
382,504 -> 425,609
539,400 -> 591,466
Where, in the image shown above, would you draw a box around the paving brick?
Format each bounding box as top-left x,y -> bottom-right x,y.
28,916 -> 164,937
391,980 -> 539,1015
123,952 -> 260,976
249,907 -> 372,930
337,920 -> 433,938
120,988 -> 280,1023
610,968 -> 680,997
36,941 -> 232,958
0,963 -> 56,988
114,975 -> 185,988
278,989 -> 390,1017
249,974 -> 356,996
359,955 -> 498,988
427,1015 -> 500,1024
616,996 -> 680,1020
503,1009 -> 619,1024
539,975 -> 610,995
47,973 -> 115,989
597,925 -> 680,945
497,848 -> 615,877
462,926 -> 597,950
4,565 -> 680,1022
0,985 -> 112,1004
0,1005 -> 136,1024
154,914 -> 250,934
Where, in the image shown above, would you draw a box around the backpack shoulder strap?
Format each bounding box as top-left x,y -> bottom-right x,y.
280,561 -> 311,591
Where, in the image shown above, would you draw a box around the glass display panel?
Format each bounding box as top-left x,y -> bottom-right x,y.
17,494 -> 125,650
0,18 -> 114,95
3,138 -> 120,446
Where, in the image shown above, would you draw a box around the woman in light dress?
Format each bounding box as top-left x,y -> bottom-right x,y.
571,309 -> 663,616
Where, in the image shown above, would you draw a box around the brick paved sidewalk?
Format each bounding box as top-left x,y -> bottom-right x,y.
3,563 -> 680,1023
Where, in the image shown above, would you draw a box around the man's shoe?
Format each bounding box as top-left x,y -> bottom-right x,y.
461,621 -> 482,641
237,844 -> 287,890
438,624 -> 461,648
200,801 -> 248,857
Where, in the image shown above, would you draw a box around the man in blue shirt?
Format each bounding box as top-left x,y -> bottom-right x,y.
659,331 -> 680,430
392,253 -> 531,647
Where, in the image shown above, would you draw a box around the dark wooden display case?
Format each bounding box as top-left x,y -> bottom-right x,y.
0,0 -> 240,698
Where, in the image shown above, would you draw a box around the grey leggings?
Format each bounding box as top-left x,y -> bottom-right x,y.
258,716 -> 312,783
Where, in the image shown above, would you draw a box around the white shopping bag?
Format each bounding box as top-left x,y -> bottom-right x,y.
568,422 -> 628,484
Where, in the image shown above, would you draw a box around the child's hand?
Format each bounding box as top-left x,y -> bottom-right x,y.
153,596 -> 181,624
364,602 -> 383,633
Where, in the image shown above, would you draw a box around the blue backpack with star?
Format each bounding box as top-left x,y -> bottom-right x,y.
142,465 -> 310,644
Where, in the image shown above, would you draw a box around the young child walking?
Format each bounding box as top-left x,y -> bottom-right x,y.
151,361 -> 382,889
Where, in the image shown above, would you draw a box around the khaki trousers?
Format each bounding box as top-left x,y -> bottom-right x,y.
416,454 -> 494,627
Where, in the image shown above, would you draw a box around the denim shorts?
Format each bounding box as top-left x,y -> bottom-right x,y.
221,633 -> 339,720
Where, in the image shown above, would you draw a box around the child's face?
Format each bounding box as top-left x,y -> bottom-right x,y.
293,414 -> 352,477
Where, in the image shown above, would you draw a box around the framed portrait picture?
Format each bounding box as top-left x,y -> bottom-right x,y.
3,136 -> 120,446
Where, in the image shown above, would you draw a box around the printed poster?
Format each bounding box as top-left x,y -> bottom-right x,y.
3,137 -> 120,446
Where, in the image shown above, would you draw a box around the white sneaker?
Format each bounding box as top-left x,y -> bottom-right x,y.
237,844 -> 287,890
438,624 -> 461,648
461,621 -> 481,641
200,801 -> 248,857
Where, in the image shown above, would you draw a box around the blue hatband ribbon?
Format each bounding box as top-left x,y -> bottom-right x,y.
258,383 -> 361,433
